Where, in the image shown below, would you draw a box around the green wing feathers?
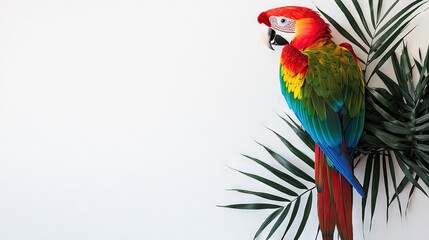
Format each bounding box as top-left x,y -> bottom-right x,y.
280,39 -> 365,196
302,40 -> 364,121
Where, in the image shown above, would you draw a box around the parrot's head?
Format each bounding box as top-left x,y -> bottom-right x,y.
258,6 -> 331,50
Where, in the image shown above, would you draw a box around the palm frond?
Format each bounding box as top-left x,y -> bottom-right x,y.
361,44 -> 429,227
221,116 -> 316,240
319,0 -> 428,83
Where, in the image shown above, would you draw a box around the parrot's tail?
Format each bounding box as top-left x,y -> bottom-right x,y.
315,144 -> 353,240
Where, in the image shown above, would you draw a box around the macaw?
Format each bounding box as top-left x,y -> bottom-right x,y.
258,6 -> 365,240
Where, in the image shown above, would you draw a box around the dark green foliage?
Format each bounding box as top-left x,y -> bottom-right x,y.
362,45 -> 429,225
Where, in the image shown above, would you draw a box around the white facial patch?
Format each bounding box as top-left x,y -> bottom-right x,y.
269,16 -> 296,33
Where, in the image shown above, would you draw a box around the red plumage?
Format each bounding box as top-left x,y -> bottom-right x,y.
332,170 -> 353,240
315,145 -> 335,240
316,144 -> 353,240
280,45 -> 308,73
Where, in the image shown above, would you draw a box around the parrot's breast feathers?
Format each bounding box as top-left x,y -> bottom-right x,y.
280,45 -> 308,99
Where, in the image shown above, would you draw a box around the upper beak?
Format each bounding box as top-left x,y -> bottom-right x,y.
262,28 -> 289,50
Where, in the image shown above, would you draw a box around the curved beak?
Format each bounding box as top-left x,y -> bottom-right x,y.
262,28 -> 289,51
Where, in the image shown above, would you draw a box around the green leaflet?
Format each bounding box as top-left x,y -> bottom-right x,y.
227,189 -> 290,202
235,169 -> 299,197
267,205 -> 291,239
370,153 -> 380,230
382,152 -> 390,222
254,208 -> 283,239
361,153 -> 373,223
293,192 -> 313,240
242,154 -> 308,190
221,203 -> 282,210
267,129 -> 314,169
279,114 -> 315,151
258,143 -> 314,183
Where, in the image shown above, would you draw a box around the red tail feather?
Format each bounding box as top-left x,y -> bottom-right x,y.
316,144 -> 353,240
332,168 -> 353,239
316,145 -> 335,240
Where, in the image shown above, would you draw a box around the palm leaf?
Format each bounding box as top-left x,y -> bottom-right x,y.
223,120 -> 316,239
320,0 -> 428,82
363,44 -> 429,223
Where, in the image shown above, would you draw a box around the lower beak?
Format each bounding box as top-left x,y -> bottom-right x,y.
263,28 -> 289,50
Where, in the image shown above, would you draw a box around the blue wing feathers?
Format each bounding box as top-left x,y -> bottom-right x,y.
282,88 -> 365,197
320,145 -> 366,197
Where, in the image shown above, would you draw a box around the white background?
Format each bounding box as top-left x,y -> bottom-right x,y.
0,0 -> 428,239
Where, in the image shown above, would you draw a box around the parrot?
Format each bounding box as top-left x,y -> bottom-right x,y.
257,6 -> 365,240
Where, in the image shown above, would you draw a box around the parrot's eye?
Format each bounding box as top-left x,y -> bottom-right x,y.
277,18 -> 290,27
269,16 -> 296,33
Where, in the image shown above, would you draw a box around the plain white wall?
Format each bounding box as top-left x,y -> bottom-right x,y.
0,0 -> 428,239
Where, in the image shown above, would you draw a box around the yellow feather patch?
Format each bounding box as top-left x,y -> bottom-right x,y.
281,64 -> 305,99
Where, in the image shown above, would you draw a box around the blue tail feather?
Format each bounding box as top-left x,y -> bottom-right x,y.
319,144 -> 365,197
